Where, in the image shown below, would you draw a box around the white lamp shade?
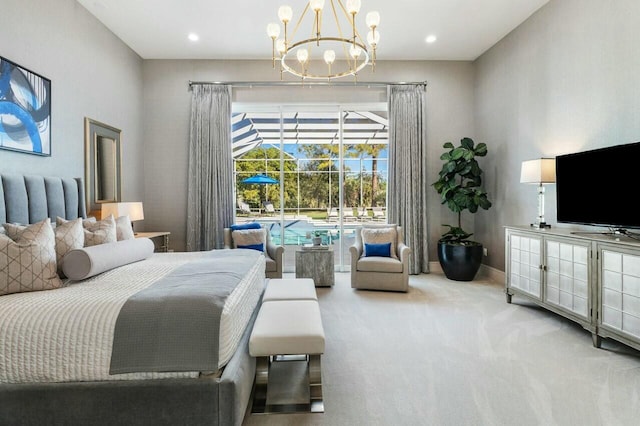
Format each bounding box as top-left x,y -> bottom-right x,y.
310,0 -> 325,12
520,158 -> 556,184
323,49 -> 336,64
296,48 -> 309,63
101,202 -> 145,222
367,30 -> 380,46
346,0 -> 361,14
366,11 -> 380,28
278,5 -> 293,22
349,45 -> 362,58
276,38 -> 286,54
266,23 -> 280,39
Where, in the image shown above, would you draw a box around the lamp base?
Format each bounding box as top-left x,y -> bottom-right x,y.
531,222 -> 551,229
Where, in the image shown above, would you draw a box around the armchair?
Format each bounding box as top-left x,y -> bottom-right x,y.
224,226 -> 284,278
349,224 -> 411,292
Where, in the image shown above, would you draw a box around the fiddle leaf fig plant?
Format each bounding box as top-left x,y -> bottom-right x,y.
432,137 -> 492,245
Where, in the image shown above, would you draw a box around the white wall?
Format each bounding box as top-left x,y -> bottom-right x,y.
474,0 -> 640,271
142,60 -> 476,252
0,0 -> 144,204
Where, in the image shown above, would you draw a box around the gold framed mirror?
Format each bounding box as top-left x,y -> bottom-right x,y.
84,117 -> 122,217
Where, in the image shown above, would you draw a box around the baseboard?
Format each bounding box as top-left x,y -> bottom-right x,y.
427,261 -> 504,285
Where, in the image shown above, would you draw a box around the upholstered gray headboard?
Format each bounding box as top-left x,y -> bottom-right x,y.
0,174 -> 87,225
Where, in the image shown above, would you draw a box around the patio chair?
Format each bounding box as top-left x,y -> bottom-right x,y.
327,208 -> 338,221
372,206 -> 386,222
343,207 -> 357,221
357,206 -> 370,221
263,201 -> 276,216
238,201 -> 254,216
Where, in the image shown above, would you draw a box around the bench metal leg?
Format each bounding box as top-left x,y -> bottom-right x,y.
251,356 -> 270,414
309,354 -> 324,413
250,354 -> 324,414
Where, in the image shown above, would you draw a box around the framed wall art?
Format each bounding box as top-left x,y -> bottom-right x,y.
0,56 -> 52,156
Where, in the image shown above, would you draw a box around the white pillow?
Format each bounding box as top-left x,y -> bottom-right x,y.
115,215 -> 135,241
232,228 -> 265,248
1,218 -> 63,296
82,215 -> 117,247
53,217 -> 85,277
62,238 -> 155,281
361,226 -> 398,259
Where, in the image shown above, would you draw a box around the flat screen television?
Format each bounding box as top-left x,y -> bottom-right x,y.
555,141 -> 640,230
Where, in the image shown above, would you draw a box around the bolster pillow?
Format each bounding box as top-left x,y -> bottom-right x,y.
62,238 -> 155,280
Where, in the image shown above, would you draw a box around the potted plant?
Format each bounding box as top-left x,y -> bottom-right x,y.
432,137 -> 492,281
312,230 -> 323,246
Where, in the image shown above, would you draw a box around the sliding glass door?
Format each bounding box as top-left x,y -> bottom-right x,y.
232,103 -> 388,272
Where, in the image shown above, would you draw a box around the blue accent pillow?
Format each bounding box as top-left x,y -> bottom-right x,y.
237,243 -> 264,252
364,242 -> 391,257
230,222 -> 261,231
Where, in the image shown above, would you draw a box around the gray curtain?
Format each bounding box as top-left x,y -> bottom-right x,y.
388,85 -> 429,274
186,84 -> 234,251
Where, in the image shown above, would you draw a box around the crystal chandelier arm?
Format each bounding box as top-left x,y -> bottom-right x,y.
278,5 -> 293,52
310,0 -> 325,44
330,0 -> 355,70
289,2 -> 310,46
266,23 -> 281,68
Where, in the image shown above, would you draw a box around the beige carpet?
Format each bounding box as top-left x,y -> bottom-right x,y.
242,272 -> 640,426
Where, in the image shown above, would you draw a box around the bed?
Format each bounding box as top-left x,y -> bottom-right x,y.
0,174 -> 265,426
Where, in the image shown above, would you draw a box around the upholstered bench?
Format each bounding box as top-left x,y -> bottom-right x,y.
249,299 -> 325,414
262,278 -> 317,302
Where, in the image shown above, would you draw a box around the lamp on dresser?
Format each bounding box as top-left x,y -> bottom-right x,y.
520,158 -> 556,229
101,202 -> 144,233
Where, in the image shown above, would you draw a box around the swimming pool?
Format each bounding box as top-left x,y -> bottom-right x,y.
250,219 -> 356,246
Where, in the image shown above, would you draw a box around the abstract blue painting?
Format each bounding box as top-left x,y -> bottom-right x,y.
0,56 -> 51,156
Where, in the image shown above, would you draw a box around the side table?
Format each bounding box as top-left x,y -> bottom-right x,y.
135,231 -> 171,252
295,248 -> 334,287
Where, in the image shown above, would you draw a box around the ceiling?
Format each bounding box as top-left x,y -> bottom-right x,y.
77,0 -> 549,61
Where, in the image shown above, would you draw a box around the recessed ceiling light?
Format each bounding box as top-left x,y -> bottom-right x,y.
425,35 -> 437,43
188,33 -> 199,42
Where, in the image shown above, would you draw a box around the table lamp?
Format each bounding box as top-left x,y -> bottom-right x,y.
101,202 -> 144,233
520,158 -> 556,229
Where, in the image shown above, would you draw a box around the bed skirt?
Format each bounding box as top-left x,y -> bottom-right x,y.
0,297 -> 260,426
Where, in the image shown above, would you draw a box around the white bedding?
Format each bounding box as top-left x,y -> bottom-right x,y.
0,250 -> 265,384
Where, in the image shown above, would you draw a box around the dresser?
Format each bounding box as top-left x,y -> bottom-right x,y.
505,226 -> 640,351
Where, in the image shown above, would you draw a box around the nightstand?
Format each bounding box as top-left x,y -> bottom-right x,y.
295,248 -> 334,287
135,231 -> 171,252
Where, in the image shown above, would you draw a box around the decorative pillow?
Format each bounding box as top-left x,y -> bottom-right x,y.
364,242 -> 391,257
1,218 -> 63,296
82,215 -> 117,247
230,222 -> 261,231
63,238 -> 155,281
53,217 -> 85,277
361,226 -> 398,259
232,228 -> 265,249
237,243 -> 264,252
115,215 -> 135,241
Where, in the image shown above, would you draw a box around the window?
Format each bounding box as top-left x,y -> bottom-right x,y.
232,104 -> 388,271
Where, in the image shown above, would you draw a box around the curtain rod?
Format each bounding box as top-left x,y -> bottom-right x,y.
188,80 -> 427,89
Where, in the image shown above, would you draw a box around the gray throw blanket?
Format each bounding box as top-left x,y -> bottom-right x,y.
109,249 -> 262,374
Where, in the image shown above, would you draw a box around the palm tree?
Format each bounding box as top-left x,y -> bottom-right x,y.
350,144 -> 384,206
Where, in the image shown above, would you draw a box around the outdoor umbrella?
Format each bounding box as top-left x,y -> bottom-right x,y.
241,174 -> 278,185
241,174 -> 279,202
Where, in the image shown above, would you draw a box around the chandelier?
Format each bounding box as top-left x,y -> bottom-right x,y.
266,0 -> 380,81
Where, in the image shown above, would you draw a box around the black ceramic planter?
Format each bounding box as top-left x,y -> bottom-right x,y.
437,242 -> 483,281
